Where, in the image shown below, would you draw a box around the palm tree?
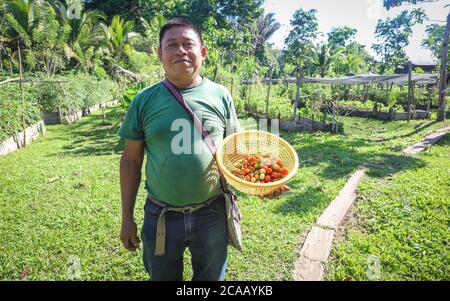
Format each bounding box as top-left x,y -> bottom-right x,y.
335,52 -> 365,76
254,13 -> 281,64
305,42 -> 345,77
1,0 -> 37,47
140,13 -> 166,53
51,0 -> 106,70
101,15 -> 138,60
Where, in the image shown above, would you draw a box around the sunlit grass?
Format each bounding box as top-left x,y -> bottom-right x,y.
0,106 -> 448,280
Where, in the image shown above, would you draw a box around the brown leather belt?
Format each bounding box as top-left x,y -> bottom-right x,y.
147,194 -> 223,256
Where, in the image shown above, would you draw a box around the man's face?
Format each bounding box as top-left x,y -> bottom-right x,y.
158,26 -> 206,81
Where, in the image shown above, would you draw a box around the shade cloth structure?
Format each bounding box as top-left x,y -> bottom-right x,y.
241,72 -> 439,86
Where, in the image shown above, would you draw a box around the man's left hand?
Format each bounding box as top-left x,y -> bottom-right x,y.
259,185 -> 291,199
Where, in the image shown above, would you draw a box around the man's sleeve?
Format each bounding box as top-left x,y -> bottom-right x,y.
225,92 -> 242,137
117,96 -> 145,140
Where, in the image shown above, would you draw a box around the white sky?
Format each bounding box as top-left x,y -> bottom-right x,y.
263,0 -> 450,63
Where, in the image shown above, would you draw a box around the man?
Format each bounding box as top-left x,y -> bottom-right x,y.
118,18 -> 288,281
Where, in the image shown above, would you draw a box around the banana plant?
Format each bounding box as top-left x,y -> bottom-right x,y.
101,15 -> 138,61
50,0 -> 106,71
303,42 -> 345,77
140,13 -> 166,53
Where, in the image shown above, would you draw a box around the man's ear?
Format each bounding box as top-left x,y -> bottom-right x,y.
157,47 -> 162,62
201,46 -> 207,63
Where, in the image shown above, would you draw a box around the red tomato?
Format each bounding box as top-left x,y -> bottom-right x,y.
264,175 -> 271,183
271,172 -> 278,179
281,168 -> 288,175
265,167 -> 272,174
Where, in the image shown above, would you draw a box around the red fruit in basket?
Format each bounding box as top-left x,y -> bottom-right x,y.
233,154 -> 289,184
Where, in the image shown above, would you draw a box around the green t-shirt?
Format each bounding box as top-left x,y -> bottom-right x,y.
118,76 -> 241,206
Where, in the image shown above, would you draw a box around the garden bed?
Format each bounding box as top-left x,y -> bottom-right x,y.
43,99 -> 119,125
0,120 -> 46,156
243,106 -> 342,133
345,109 -> 431,120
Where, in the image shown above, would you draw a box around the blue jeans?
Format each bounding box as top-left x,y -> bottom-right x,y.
141,195 -> 228,281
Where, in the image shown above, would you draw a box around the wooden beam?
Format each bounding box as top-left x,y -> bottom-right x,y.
265,69 -> 273,118
437,12 -> 450,121
293,69 -> 303,121
0,77 -> 21,86
407,61 -> 412,122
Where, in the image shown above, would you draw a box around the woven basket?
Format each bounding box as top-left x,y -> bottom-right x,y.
216,130 -> 299,196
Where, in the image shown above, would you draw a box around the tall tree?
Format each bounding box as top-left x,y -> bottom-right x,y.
372,9 -> 425,73
327,26 -> 357,48
283,8 -> 318,74
253,12 -> 280,66
383,0 -> 449,121
422,24 -> 448,61
83,0 -> 183,22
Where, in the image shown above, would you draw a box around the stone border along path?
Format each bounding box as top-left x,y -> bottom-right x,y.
0,121 -> 46,156
0,101 -> 120,157
292,126 -> 450,281
403,126 -> 450,155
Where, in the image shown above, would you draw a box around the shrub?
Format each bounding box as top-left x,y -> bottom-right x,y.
0,91 -> 41,143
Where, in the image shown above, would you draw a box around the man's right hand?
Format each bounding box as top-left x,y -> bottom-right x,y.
120,219 -> 140,252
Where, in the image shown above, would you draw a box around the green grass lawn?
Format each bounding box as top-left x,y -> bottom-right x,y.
0,106 -> 448,280
324,134 -> 449,281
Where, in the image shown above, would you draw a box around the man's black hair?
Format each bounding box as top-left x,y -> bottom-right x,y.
159,18 -> 203,47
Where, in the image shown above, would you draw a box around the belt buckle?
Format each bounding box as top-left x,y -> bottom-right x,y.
183,207 -> 193,214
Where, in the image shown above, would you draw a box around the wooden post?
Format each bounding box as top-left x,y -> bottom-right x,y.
59,82 -> 70,123
213,65 -> 218,82
437,12 -> 450,121
0,39 -> 3,71
426,85 -> 431,113
364,84 -> 369,101
407,61 -> 412,122
265,68 -> 273,119
17,42 -> 26,148
293,68 -> 302,121
411,80 -> 416,119
230,78 -> 234,98
248,81 -> 252,112
331,102 -> 337,133
385,82 -> 389,101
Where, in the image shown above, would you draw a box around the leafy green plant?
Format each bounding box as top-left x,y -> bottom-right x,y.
122,82 -> 145,110
0,96 -> 41,142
